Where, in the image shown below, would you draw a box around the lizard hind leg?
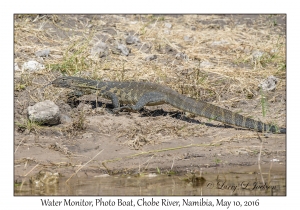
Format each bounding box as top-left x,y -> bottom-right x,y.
113,92 -> 166,113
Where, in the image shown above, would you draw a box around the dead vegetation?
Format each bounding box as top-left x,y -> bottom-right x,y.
14,14 -> 286,180
62,111 -> 88,137
14,14 -> 286,110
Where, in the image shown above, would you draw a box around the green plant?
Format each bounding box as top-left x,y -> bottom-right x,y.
14,74 -> 33,91
259,88 -> 268,117
50,40 -> 90,75
15,118 -> 41,133
214,158 -> 222,164
156,167 -> 161,174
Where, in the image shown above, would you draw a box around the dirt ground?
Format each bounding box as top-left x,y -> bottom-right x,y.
14,14 -> 286,184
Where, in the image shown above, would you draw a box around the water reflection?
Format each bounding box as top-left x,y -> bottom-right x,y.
15,171 -> 285,196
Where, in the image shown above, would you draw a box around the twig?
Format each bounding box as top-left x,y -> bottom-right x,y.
170,157 -> 175,171
102,142 -> 217,166
23,164 -> 40,177
15,137 -> 25,154
66,149 -> 104,183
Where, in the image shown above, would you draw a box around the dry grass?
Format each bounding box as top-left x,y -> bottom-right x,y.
14,14 -> 286,137
62,110 -> 88,137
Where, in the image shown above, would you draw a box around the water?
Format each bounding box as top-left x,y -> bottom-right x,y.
15,171 -> 285,196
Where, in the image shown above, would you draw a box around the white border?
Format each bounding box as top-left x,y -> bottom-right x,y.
3,0 -> 296,209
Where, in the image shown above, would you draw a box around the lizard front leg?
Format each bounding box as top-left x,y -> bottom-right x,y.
113,92 -> 166,113
102,92 -> 121,113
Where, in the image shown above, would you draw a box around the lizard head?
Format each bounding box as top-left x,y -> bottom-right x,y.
51,76 -> 76,88
51,76 -> 97,90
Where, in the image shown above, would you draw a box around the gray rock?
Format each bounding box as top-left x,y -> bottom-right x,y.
27,100 -> 60,125
145,54 -> 157,61
117,44 -> 130,56
91,41 -> 108,58
200,61 -> 214,68
183,36 -> 193,42
211,40 -> 229,46
35,49 -> 50,57
252,50 -> 264,60
163,29 -> 170,34
259,75 -> 278,91
270,49 -> 278,55
15,63 -> 21,71
164,23 -> 172,29
22,60 -> 45,72
82,133 -> 93,138
190,26 -> 196,31
59,113 -> 72,124
102,27 -> 117,36
125,35 -> 140,44
94,174 -> 110,178
175,52 -> 188,60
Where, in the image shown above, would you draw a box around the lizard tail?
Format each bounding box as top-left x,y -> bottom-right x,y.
166,94 -> 286,133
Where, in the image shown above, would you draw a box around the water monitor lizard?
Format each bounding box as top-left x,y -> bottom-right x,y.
51,76 -> 286,133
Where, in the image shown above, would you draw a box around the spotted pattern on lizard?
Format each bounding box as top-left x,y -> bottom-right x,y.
51,76 -> 286,133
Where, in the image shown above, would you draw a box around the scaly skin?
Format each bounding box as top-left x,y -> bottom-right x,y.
52,76 -> 286,133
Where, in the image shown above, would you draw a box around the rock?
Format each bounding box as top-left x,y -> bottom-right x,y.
15,63 -> 21,71
94,174 -> 110,178
125,35 -> 139,44
139,43 -> 151,53
117,44 -> 130,56
190,26 -> 196,31
184,35 -> 193,42
259,75 -> 278,91
35,49 -> 50,57
200,61 -> 214,68
270,49 -> 278,55
30,170 -> 59,187
112,44 -> 130,56
145,54 -> 157,61
59,113 -> 72,124
22,60 -> 45,72
27,100 -> 60,125
102,27 -> 117,35
82,132 -> 93,138
164,44 -> 177,55
207,24 -> 220,29
163,29 -> 170,34
164,23 -> 172,29
211,40 -> 229,46
130,21 -> 137,25
91,41 -> 108,58
252,50 -> 264,60
147,173 -> 157,178
175,52 -> 188,60
271,159 -> 280,162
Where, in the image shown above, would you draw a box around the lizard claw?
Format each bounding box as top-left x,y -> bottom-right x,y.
105,108 -> 119,115
112,108 -> 121,113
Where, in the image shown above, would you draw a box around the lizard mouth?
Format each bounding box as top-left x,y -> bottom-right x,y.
51,80 -> 60,87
